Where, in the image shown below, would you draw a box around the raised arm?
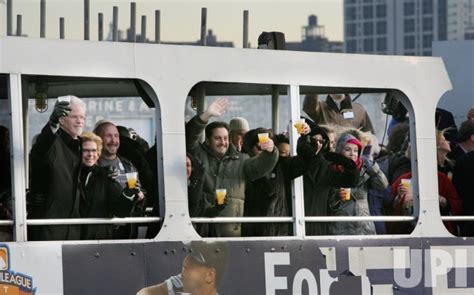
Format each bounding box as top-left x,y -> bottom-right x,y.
243,139 -> 279,181
185,98 -> 230,150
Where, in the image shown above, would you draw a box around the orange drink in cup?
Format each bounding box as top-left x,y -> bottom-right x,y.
216,189 -> 227,205
341,188 -> 351,201
294,118 -> 305,134
126,172 -> 138,189
258,133 -> 269,145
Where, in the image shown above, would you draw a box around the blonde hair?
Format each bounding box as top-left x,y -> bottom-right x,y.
81,131 -> 103,156
436,129 -> 454,166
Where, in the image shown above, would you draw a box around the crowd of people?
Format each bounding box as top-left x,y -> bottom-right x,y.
185,94 -> 474,237
0,93 -> 473,240
25,95 -> 158,240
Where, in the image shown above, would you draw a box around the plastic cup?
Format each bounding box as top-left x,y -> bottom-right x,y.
294,118 -> 305,134
216,188 -> 227,205
258,133 -> 269,145
126,172 -> 138,189
401,179 -> 411,190
341,188 -> 351,201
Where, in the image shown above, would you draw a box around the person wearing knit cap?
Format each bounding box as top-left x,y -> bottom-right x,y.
327,132 -> 388,236
229,117 -> 250,152
296,126 -> 361,236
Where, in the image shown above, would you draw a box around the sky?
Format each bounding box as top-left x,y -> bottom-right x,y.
1,0 -> 343,47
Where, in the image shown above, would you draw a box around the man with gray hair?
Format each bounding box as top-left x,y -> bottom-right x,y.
29,95 -> 86,240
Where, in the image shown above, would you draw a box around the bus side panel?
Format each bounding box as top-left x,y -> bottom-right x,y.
60,238 -> 474,295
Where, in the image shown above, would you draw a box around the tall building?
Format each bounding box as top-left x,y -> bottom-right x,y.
448,0 -> 474,40
286,15 -> 343,53
344,0 -> 448,56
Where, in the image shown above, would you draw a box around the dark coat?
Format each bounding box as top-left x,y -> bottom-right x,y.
186,116 -> 279,237
79,165 -> 129,240
29,125 -> 82,241
242,155 -> 306,237
298,136 -> 360,236
453,151 -> 474,236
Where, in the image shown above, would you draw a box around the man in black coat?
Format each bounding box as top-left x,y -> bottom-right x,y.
453,151 -> 474,236
29,95 -> 86,240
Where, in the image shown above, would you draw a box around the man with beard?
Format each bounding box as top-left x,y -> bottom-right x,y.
137,241 -> 227,295
29,95 -> 86,240
186,98 -> 279,237
94,120 -> 144,239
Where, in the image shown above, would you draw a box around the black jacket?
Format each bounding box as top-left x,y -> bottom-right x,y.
242,155 -> 307,237
29,125 -> 82,241
298,136 -> 360,236
79,165 -> 131,240
453,151 -> 474,236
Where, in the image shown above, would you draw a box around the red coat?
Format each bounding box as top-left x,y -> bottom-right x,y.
391,171 -> 462,234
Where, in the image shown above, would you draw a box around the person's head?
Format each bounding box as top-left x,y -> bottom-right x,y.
205,121 -> 230,157
94,120 -> 120,160
80,132 -> 102,167
274,134 -> 290,158
436,129 -> 451,154
458,120 -> 474,145
116,125 -> 131,138
229,117 -> 250,152
387,123 -> 410,153
182,241 -> 227,293
329,93 -> 347,102
336,133 -> 363,162
308,123 -> 330,154
319,125 -> 336,152
58,95 -> 86,139
467,107 -> 474,122
302,94 -> 319,115
243,128 -> 273,157
186,154 -> 193,179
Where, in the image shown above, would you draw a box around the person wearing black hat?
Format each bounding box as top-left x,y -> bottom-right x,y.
137,241 -> 227,295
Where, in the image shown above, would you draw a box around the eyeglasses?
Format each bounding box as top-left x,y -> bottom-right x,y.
82,148 -> 98,154
314,139 -> 327,144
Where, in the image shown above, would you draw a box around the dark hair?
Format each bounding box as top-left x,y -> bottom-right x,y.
205,121 -> 230,139
188,241 -> 228,286
274,133 -> 289,145
243,128 -> 273,155
458,120 -> 474,142
387,123 -> 410,153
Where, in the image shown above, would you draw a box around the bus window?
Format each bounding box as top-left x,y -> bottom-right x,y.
24,76 -> 162,241
436,106 -> 472,237
185,82 -> 294,238
0,75 -> 13,241
299,88 -> 417,236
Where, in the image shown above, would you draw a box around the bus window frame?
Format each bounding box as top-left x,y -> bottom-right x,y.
8,73 -> 165,242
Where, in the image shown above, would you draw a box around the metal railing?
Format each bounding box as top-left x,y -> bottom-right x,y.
26,217 -> 161,226
190,216 -> 417,223
441,216 -> 474,221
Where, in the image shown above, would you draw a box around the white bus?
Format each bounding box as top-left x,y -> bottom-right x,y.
0,35 -> 471,295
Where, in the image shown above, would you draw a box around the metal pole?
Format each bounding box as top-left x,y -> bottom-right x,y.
130,2 -> 136,42
7,0 -> 12,36
40,0 -> 46,38
140,15 -> 146,43
112,6 -> 118,42
59,17 -> 65,39
155,10 -> 160,43
84,0 -> 90,40
16,14 -> 21,36
200,7 -> 207,46
98,13 -> 104,41
243,10 -> 249,48
196,84 -> 206,116
271,85 -> 280,133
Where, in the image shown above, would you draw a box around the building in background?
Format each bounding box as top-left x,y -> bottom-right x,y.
287,15 -> 343,53
344,0 -> 450,56
448,0 -> 474,40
